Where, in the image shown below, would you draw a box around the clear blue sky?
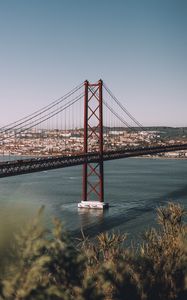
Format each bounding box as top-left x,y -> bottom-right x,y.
0,0 -> 186,127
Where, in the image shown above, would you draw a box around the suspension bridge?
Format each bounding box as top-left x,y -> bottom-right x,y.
0,80 -> 187,208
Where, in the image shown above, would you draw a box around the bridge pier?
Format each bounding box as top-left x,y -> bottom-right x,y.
78,201 -> 109,209
78,80 -> 109,209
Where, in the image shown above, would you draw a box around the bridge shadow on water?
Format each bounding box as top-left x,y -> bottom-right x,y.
70,184 -> 187,239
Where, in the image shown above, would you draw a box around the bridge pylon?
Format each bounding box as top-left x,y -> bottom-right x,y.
78,80 -> 109,209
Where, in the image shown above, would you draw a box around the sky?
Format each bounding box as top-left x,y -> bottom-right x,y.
0,0 -> 186,127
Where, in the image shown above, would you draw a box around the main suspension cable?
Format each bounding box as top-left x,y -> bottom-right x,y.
103,100 -> 139,132
0,82 -> 84,132
0,93 -> 84,142
103,82 -> 145,130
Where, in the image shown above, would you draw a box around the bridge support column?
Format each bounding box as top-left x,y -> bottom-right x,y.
78,80 -> 109,209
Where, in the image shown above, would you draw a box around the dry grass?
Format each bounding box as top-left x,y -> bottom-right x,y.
0,202 -> 186,299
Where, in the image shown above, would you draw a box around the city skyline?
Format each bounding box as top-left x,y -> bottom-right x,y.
0,0 -> 186,127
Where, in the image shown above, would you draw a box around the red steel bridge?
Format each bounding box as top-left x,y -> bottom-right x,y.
0,80 -> 187,208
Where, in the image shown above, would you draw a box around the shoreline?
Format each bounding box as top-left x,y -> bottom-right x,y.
0,153 -> 187,161
134,156 -> 187,160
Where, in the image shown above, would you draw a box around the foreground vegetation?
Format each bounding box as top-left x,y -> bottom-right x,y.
0,202 -> 186,300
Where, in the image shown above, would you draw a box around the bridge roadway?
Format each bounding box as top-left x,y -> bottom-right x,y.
0,143 -> 187,178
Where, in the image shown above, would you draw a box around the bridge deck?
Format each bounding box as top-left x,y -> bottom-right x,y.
0,144 -> 187,178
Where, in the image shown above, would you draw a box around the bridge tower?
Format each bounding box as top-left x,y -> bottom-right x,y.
78,80 -> 109,209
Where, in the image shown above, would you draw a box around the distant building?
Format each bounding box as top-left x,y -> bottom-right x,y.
109,131 -> 124,135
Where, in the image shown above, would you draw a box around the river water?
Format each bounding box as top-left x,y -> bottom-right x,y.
0,158 -> 187,240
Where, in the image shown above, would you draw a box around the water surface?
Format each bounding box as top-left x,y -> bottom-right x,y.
0,158 -> 187,239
